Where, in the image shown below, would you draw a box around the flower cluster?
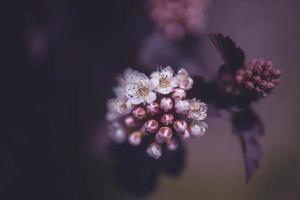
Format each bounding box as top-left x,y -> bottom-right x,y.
148,0 -> 208,40
106,66 -> 208,159
236,59 -> 281,97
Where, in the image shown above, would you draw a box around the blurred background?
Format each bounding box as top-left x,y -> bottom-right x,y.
1,0 -> 300,200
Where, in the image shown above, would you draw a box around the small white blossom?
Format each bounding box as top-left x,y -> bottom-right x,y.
106,96 -> 133,121
106,97 -> 132,121
114,68 -> 141,97
151,66 -> 178,94
187,99 -> 207,121
126,72 -> 156,105
176,68 -> 194,90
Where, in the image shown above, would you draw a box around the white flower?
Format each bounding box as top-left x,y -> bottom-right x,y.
114,68 -> 143,97
150,66 -> 178,94
106,97 -> 132,121
187,99 -> 207,121
176,68 -> 194,90
126,72 -> 156,105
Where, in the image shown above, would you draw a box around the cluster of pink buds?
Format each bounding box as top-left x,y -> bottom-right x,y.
106,66 -> 208,159
148,0 -> 208,40
236,59 -> 281,97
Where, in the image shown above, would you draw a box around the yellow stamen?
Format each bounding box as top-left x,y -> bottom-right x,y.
159,76 -> 170,88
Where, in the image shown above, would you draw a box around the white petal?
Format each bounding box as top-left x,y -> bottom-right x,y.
162,66 -> 174,77
157,87 -> 173,94
150,77 -> 160,88
124,68 -> 140,83
126,84 -> 138,95
150,71 -> 160,79
145,92 -> 157,104
170,78 -> 178,87
113,86 -> 125,97
129,96 -> 144,105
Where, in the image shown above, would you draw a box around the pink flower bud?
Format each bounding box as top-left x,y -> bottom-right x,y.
161,113 -> 174,126
146,102 -> 160,115
128,131 -> 142,146
175,100 -> 190,114
167,139 -> 178,151
155,133 -> 165,144
160,97 -> 173,112
173,120 -> 187,133
157,126 -> 173,141
236,74 -> 243,83
245,81 -> 254,89
266,82 -> 274,89
146,143 -> 162,159
124,116 -> 136,127
172,88 -> 186,101
144,119 -> 159,133
132,107 -> 146,120
109,128 -> 126,143
273,69 -> 281,77
180,129 -> 190,140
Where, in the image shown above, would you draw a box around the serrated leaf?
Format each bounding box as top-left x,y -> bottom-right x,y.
209,33 -> 246,71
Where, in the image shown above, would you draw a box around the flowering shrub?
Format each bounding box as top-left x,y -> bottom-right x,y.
106,33 -> 282,189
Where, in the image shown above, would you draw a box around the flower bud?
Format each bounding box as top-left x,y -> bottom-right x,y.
155,133 -> 165,144
266,82 -> 274,89
132,107 -> 146,120
147,143 -> 162,159
144,119 -> 159,133
157,126 -> 173,141
173,120 -> 187,133
190,121 -> 208,137
175,100 -> 190,114
245,81 -> 255,89
273,69 -> 281,77
167,139 -> 178,151
109,127 -> 126,143
128,131 -> 142,146
161,113 -> 174,126
146,102 -> 160,115
160,97 -> 173,112
172,88 -> 186,101
180,129 -> 191,140
124,116 -> 136,127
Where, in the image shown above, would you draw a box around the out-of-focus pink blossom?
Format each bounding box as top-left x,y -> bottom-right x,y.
148,0 -> 209,40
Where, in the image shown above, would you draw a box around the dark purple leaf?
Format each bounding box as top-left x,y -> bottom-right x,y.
232,108 -> 265,182
209,33 -> 245,71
